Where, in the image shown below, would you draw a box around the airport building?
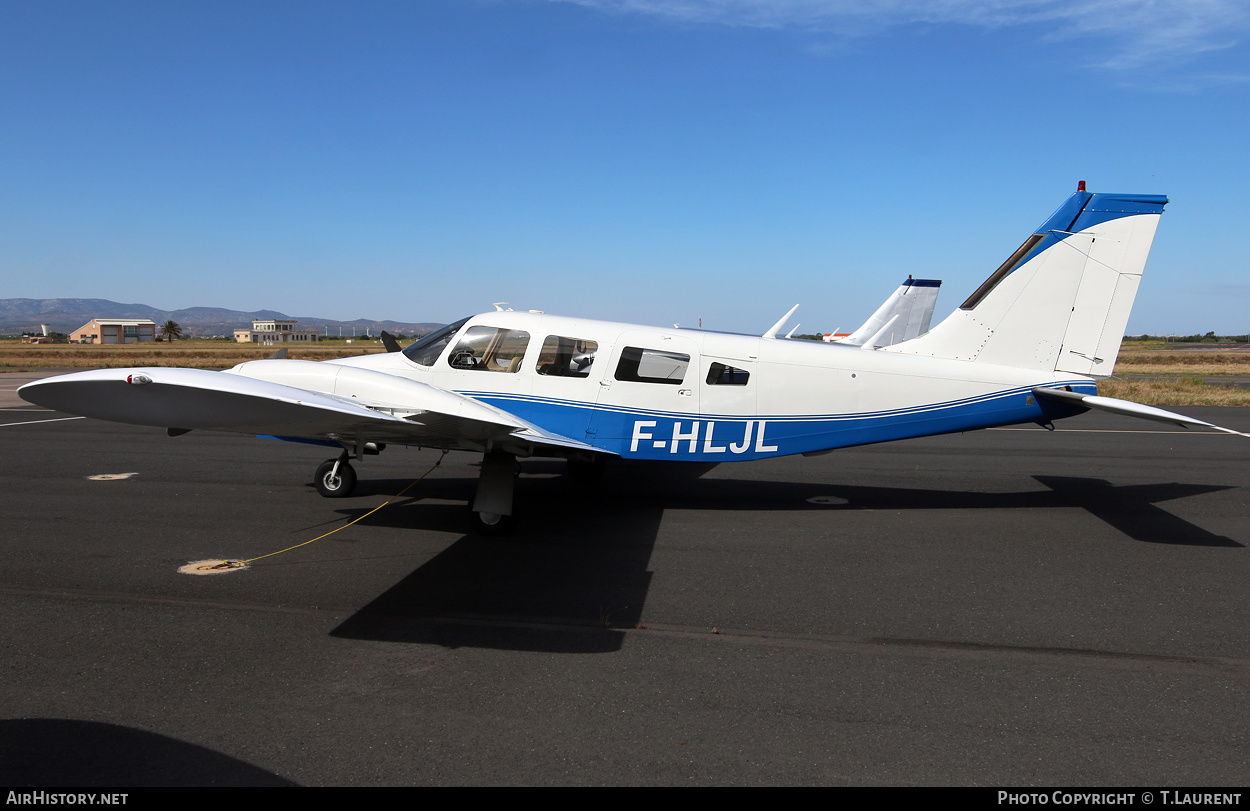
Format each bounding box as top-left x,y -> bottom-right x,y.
70,318 -> 157,344
233,319 -> 320,344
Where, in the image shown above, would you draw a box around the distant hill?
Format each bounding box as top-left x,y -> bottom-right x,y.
0,298 -> 442,338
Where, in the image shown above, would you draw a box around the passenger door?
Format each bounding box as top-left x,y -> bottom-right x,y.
587,332 -> 702,459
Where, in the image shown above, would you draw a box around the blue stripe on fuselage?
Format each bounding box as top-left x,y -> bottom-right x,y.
460,381 -> 1096,460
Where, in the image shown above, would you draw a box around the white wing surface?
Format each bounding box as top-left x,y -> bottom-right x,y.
18,366 -> 605,456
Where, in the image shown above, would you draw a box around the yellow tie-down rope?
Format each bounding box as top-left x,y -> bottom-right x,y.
207,450 -> 447,571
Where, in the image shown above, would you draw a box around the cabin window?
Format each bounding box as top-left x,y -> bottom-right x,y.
706,362 -> 750,386
614,346 -> 689,385
403,317 -> 470,366
447,326 -> 531,372
536,336 -> 598,378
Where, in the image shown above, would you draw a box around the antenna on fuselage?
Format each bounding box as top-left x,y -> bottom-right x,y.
492,302 -> 513,312
379,330 -> 402,353
762,304 -> 799,339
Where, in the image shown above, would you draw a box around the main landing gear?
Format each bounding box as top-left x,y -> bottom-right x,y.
470,449 -> 517,535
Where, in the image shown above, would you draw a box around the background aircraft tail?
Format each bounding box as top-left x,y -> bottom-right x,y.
886,187 -> 1167,376
836,277 -> 941,348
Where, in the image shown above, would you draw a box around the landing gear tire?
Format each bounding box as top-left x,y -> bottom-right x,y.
470,509 -> 515,536
315,459 -> 357,498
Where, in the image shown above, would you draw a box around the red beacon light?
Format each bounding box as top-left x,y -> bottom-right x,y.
1078,180 -> 1086,192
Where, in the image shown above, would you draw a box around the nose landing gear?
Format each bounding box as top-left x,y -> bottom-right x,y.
315,455 -> 357,498
313,441 -> 385,498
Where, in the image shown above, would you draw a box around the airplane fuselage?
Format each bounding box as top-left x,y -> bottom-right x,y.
22,187 -> 1212,528
323,311 -> 1095,461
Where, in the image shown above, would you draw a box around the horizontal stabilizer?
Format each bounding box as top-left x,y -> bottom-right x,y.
1032,386 -> 1249,436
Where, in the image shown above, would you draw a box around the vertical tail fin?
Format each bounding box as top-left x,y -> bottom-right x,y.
836,277 -> 942,348
887,188 -> 1167,375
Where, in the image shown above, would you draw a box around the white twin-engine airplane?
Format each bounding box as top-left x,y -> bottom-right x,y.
19,185 -> 1246,532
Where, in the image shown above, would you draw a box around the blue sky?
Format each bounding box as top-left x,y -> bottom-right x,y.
2,0 -> 1247,334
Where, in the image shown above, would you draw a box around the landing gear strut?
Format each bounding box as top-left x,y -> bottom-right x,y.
315,454 -> 357,498
471,450 -> 516,534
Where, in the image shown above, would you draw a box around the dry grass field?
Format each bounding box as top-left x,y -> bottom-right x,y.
3,339 -> 1248,406
0,339 -> 389,370
1114,347 -> 1250,375
1097,376 -> 1250,406
1106,347 -> 1250,406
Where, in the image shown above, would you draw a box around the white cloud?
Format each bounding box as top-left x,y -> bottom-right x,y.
553,0 -> 1250,69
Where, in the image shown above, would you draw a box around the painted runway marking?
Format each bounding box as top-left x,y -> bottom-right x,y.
0,416 -> 85,428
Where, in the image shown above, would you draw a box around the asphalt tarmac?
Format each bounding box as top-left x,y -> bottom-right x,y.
2,373 -> 1249,786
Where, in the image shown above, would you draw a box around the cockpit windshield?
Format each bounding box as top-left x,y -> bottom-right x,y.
402,317 -> 471,366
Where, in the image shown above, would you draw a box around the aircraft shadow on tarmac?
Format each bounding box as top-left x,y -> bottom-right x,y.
0,718 -> 296,787
328,462 -> 1240,653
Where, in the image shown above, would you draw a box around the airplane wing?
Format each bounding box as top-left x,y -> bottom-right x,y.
17,365 -> 608,457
